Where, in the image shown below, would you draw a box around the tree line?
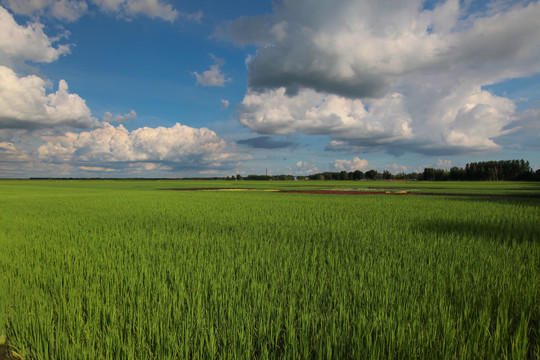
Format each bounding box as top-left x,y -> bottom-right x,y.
422,159 -> 539,181
230,159 -> 540,181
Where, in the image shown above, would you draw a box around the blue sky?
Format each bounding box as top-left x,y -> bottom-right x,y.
0,0 -> 539,178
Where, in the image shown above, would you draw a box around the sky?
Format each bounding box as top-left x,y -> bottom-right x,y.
0,0 -> 539,178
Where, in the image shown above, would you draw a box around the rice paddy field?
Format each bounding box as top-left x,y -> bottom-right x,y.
0,179 -> 539,359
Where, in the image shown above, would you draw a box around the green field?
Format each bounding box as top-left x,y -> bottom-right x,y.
0,180 -> 539,359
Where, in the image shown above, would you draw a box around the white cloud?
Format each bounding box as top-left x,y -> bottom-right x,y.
0,66 -> 98,129
193,55 -> 231,87
0,6 -> 70,66
3,0 -> 197,23
116,0 -> 178,22
51,0 -> 88,21
385,163 -> 410,174
334,157 -> 369,172
230,0 -> 540,156
103,109 -> 136,123
2,0 -> 87,21
37,122 -> 244,170
226,0 -> 540,98
239,88 -> 412,139
238,87 -> 415,148
79,165 -> 116,172
199,169 -> 220,175
293,160 -> 319,175
0,141 -> 30,162
128,162 -> 171,171
220,99 -> 230,110
239,85 -> 516,155
436,159 -> 452,168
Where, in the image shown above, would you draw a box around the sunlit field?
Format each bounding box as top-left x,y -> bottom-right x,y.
0,180 -> 539,359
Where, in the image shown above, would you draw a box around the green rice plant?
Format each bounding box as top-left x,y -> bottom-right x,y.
0,180 -> 538,359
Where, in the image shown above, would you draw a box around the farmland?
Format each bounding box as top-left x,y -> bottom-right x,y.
0,180 -> 539,359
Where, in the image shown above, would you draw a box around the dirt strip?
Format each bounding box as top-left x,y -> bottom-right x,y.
162,188 -> 540,199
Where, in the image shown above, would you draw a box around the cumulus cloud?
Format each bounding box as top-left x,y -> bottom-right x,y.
2,0 -> 88,21
333,157 -> 369,172
97,0 -> 202,22
37,122 -> 243,171
0,66 -> 98,129
436,159 -> 452,169
103,109 -> 136,123
385,163 -> 410,174
193,55 -> 231,87
220,99 -> 230,110
292,160 -> 319,175
229,0 -> 540,156
79,165 -> 116,172
0,6 -> 70,67
3,0 -> 198,23
239,87 -> 413,146
239,85 -> 516,155
226,0 -> 540,98
0,141 -> 30,162
95,0 -> 179,22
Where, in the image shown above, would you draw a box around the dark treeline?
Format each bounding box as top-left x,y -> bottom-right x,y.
235,159 -> 540,181
305,169 -> 420,181
422,159 -> 539,181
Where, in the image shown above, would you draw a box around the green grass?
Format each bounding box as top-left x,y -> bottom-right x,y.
0,180 -> 539,359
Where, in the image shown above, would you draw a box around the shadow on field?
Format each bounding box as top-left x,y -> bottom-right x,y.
447,195 -> 540,209
414,216 -> 539,243
0,343 -> 10,360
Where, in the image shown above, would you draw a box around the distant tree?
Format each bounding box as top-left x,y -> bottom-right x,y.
339,171 -> 349,180
422,168 -> 436,181
365,170 -> 378,180
449,167 -> 466,181
322,172 -> 339,180
236,174 -> 242,180
246,175 -> 272,180
382,170 -> 392,180
352,170 -> 364,180
464,160 -> 532,181
273,174 -> 294,180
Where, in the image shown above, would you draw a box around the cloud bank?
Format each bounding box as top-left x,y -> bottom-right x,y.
38,123 -> 241,170
228,0 -> 540,156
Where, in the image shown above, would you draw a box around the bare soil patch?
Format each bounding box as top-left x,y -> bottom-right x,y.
163,188 -> 540,198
